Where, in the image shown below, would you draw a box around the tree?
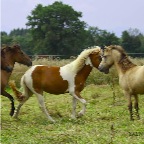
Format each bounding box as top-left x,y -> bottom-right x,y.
86,27 -> 119,47
1,29 -> 33,55
1,31 -> 13,46
121,28 -> 142,54
26,2 -> 87,55
9,28 -> 29,36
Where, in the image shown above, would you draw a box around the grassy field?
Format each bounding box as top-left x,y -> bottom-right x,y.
1,85 -> 144,144
1,57 -> 144,144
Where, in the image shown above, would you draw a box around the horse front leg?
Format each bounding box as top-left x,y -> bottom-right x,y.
71,91 -> 86,118
134,95 -> 140,120
124,91 -> 133,120
71,97 -> 77,119
36,93 -> 55,123
1,90 -> 15,116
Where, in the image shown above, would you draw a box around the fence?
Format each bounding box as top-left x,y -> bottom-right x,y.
29,53 -> 144,60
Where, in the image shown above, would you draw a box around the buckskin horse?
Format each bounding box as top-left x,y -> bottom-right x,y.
1,45 -> 32,116
9,46 -> 102,122
98,45 -> 144,120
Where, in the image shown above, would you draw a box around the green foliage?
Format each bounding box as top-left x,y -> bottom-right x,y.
121,28 -> 143,56
87,27 -> 120,47
26,2 -> 87,55
1,29 -> 33,55
9,28 -> 29,36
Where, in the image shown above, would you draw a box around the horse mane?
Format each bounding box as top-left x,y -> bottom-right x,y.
70,46 -> 101,73
108,45 -> 136,72
1,44 -> 20,51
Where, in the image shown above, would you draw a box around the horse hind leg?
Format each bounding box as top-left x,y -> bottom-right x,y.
134,95 -> 140,120
35,93 -> 55,123
128,101 -> 134,121
1,90 -> 15,116
13,87 -> 32,119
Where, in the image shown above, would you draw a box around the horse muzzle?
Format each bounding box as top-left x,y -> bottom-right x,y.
98,65 -> 109,74
27,61 -> 32,67
5,66 -> 13,72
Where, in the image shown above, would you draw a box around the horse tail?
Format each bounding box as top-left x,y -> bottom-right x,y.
9,80 -> 25,102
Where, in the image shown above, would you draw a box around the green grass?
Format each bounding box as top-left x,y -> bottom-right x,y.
1,85 -> 144,144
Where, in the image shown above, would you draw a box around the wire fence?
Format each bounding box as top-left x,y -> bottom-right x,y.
29,53 -> 144,59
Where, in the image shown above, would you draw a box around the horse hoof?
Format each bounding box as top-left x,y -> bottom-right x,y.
71,115 -> 76,119
137,116 -> 140,120
50,120 -> 55,123
130,118 -> 134,121
9,111 -> 14,117
48,118 -> 55,123
78,112 -> 84,117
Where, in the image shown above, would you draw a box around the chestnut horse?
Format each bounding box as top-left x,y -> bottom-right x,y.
98,45 -> 144,120
1,45 -> 32,116
1,47 -> 13,72
10,46 -> 102,122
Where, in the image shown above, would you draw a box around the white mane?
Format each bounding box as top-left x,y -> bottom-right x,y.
69,46 -> 101,73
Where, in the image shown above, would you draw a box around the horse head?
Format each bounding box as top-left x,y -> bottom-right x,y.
1,48 -> 13,72
10,45 -> 32,67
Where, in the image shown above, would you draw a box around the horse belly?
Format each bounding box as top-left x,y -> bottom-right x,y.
31,66 -> 69,95
42,79 -> 68,94
129,69 -> 144,94
131,78 -> 144,94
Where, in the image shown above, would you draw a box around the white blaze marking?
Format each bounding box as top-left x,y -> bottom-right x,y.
85,57 -> 93,67
22,65 -> 43,93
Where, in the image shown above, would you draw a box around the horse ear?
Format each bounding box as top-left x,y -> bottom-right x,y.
1,49 -> 5,56
7,46 -> 13,51
12,44 -> 20,49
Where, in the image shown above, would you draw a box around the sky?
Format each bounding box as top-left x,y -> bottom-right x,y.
1,0 -> 144,37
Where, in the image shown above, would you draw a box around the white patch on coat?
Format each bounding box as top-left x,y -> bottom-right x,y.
85,57 -> 93,67
59,46 -> 101,93
60,64 -> 76,94
21,65 -> 43,94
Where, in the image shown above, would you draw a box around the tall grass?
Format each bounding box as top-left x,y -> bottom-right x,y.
10,57 -> 144,87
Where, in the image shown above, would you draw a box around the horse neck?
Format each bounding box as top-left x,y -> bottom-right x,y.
114,56 -> 136,76
76,64 -> 92,80
1,70 -> 12,91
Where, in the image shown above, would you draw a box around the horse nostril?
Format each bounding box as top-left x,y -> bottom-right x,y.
29,61 -> 32,66
6,66 -> 13,72
98,66 -> 102,71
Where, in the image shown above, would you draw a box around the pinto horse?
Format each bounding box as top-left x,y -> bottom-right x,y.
98,45 -> 144,120
1,45 -> 32,116
9,46 -> 102,122
1,48 -> 13,72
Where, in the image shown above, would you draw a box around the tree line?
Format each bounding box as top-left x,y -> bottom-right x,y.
1,1 -> 144,57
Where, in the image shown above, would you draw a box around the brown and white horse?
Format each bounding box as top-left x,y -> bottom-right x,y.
1,47 -> 13,72
98,45 -> 144,120
1,45 -> 32,116
10,46 -> 102,122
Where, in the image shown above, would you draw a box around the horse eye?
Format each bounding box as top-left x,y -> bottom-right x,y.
99,56 -> 102,61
